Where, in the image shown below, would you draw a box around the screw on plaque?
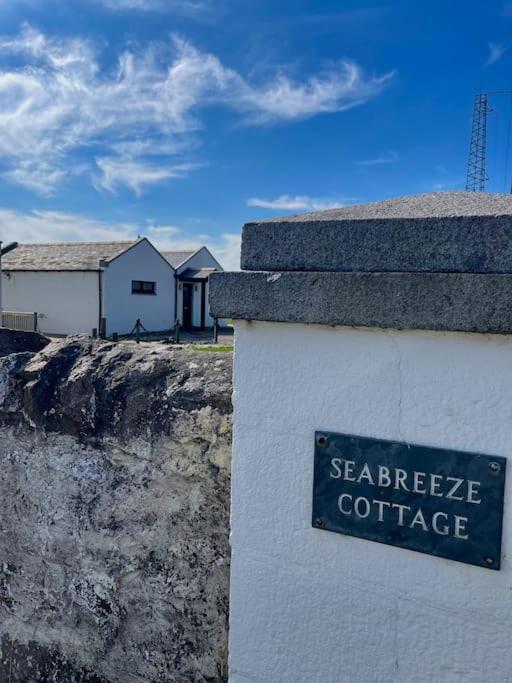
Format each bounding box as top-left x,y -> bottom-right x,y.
317,435 -> 327,446
484,556 -> 494,565
315,518 -> 325,528
489,462 -> 501,475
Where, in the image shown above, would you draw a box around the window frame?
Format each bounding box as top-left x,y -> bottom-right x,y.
131,280 -> 157,295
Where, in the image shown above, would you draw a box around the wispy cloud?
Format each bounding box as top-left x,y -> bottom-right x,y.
356,150 -> 398,166
485,41 -> 507,66
95,158 -> 201,195
0,24 -> 394,195
237,62 -> 394,124
429,179 -> 464,191
98,0 -> 213,15
3,163 -> 69,197
247,195 -> 349,211
0,207 -> 241,270
146,225 -> 182,237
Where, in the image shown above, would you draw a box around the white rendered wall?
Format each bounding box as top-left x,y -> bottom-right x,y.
230,321 -> 512,683
204,280 -> 216,327
2,271 -> 99,335
192,283 -> 202,328
103,240 -> 174,336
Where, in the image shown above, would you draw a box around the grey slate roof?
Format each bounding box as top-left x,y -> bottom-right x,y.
258,191 -> 512,223
1,240 -> 139,271
179,267 -> 216,280
161,250 -> 195,269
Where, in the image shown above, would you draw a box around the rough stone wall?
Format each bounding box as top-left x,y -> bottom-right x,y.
0,333 -> 232,682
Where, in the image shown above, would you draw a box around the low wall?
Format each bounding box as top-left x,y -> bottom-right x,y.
0,333 -> 232,682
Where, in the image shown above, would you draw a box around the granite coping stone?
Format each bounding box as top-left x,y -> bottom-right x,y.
241,193 -> 512,273
209,270 -> 512,334
241,215 -> 512,274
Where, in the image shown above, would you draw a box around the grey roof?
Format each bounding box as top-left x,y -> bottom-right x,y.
161,250 -> 195,268
258,191 -> 512,223
2,240 -> 139,271
179,267 -> 216,280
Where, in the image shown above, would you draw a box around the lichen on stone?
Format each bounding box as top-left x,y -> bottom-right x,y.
0,331 -> 232,682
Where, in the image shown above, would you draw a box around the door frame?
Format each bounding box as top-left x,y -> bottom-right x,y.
182,282 -> 193,329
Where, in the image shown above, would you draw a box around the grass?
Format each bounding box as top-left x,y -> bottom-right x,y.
193,345 -> 233,353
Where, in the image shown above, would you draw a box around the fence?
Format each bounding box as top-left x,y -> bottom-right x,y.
1,311 -> 38,332
114,318 -> 222,344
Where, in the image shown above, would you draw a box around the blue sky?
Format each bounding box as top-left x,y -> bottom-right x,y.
0,0 -> 511,268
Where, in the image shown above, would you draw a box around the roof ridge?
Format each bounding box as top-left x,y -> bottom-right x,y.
161,249 -> 195,253
13,239 -> 138,247
2,238 -> 144,271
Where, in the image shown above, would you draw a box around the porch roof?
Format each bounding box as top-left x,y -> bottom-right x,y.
179,267 -> 216,281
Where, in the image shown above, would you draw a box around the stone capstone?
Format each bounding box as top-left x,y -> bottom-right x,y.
211,191 -> 512,333
0,337 -> 232,682
209,271 -> 512,333
241,192 -> 512,273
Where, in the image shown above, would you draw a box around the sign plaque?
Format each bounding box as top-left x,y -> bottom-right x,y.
312,432 -> 506,569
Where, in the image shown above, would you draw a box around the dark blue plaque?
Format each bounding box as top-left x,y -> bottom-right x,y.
312,432 -> 506,569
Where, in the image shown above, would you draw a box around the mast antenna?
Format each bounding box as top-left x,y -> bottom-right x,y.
466,93 -> 492,192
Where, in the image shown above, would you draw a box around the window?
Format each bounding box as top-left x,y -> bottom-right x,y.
132,280 -> 156,295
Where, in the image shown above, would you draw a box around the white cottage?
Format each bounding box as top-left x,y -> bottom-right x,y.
1,238 -> 175,336
161,246 -> 224,330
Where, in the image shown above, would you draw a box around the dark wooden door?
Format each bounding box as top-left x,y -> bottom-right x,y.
182,283 -> 193,329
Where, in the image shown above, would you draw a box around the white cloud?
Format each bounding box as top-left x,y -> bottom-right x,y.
429,179 -> 464,191
0,207 -> 241,270
356,150 -> 398,166
95,158 -> 200,195
0,209 -> 136,243
213,232 -> 241,271
0,24 -> 394,195
99,0 -> 209,13
247,195 -> 348,211
485,42 -> 506,66
146,224 -> 182,237
237,62 -> 394,124
3,163 -> 68,196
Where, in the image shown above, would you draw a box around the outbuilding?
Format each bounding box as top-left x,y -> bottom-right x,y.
162,246 -> 224,330
1,238 -> 175,336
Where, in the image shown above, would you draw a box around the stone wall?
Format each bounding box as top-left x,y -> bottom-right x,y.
0,332 -> 232,682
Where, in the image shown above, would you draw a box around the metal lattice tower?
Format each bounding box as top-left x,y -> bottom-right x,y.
466,93 -> 492,192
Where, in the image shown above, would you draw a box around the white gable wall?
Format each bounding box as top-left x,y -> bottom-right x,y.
103,239 -> 175,336
175,247 -> 222,276
1,270 -> 100,336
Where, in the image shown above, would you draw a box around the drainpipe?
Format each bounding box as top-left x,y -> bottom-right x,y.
98,259 -> 107,338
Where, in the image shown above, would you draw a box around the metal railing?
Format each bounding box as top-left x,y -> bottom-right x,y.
1,310 -> 38,332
